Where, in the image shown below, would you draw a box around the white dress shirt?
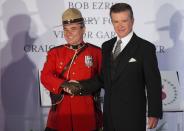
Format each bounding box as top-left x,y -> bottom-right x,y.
112,31 -> 133,53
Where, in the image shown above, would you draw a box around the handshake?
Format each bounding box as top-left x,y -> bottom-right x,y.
61,81 -> 88,95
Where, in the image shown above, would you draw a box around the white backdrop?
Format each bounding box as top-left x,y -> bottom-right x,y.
0,0 -> 184,131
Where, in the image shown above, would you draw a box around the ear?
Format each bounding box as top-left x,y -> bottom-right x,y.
82,26 -> 86,33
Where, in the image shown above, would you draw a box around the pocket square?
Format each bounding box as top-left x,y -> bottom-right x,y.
129,58 -> 136,62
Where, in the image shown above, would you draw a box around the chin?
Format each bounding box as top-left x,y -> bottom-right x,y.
118,35 -> 126,38
118,33 -> 129,38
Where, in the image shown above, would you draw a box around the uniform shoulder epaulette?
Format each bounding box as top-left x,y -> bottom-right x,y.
49,45 -> 64,51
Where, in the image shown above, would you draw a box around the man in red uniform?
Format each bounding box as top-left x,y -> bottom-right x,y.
41,8 -> 102,131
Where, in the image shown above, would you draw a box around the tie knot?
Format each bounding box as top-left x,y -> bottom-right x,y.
117,39 -> 122,45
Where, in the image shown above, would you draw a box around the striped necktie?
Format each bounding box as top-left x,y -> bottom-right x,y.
113,39 -> 122,59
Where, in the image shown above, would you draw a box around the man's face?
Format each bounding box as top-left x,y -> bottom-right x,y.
63,23 -> 85,45
111,11 -> 134,38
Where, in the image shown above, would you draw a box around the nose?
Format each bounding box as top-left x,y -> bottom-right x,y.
118,24 -> 125,30
118,23 -> 124,27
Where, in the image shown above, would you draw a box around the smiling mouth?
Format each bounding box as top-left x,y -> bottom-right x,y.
68,36 -> 74,39
119,28 -> 126,32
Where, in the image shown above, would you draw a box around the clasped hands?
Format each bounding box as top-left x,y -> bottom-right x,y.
61,80 -> 85,95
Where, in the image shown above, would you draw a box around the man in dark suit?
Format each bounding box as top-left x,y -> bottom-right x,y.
63,3 -> 162,131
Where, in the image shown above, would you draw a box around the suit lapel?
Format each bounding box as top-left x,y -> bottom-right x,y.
113,34 -> 139,81
103,37 -> 117,86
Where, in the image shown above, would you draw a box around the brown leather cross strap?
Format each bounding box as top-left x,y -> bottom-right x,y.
50,44 -> 88,111
59,43 -> 88,78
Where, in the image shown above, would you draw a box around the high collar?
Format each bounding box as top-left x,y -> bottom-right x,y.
65,41 -> 85,50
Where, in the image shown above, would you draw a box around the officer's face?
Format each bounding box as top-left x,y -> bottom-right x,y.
63,23 -> 85,45
111,10 -> 134,38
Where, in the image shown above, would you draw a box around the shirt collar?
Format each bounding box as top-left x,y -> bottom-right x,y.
117,31 -> 133,45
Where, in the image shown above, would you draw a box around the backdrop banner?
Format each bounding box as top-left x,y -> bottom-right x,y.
0,0 -> 184,130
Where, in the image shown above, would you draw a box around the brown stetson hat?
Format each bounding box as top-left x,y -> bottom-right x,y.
62,8 -> 84,25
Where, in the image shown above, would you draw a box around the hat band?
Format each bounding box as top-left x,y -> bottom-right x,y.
63,18 -> 84,25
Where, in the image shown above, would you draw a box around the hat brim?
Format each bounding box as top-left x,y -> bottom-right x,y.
62,18 -> 84,25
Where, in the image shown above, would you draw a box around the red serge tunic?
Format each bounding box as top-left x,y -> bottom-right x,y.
41,43 -> 102,131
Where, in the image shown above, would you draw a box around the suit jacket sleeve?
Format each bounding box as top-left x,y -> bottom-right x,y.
80,70 -> 104,94
79,48 -> 104,94
143,43 -> 163,118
